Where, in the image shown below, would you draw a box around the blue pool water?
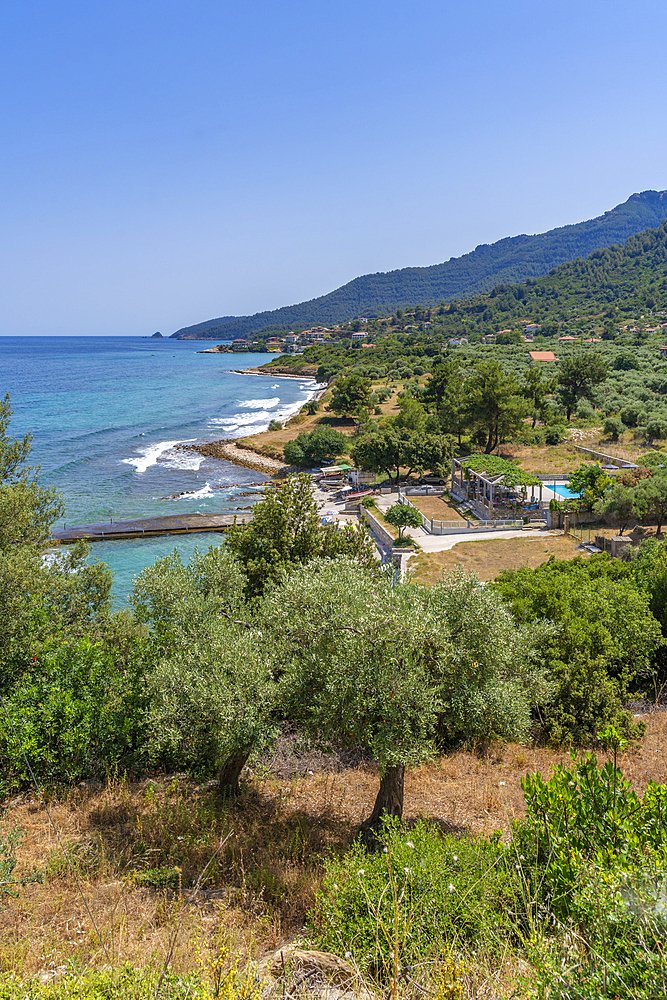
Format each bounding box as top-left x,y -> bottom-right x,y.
0,336 -> 320,602
551,483 -> 579,499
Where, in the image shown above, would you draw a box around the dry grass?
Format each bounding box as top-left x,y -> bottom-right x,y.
3,713 -> 667,980
500,440 -> 582,474
237,379 -> 407,462
409,495 -> 467,522
410,533 -> 585,585
502,426 -> 658,475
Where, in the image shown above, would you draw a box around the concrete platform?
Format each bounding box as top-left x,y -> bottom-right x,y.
51,511 -> 252,543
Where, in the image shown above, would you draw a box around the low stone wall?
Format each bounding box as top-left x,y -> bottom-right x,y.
550,509 -> 614,529
361,506 -> 396,547
572,444 -> 637,469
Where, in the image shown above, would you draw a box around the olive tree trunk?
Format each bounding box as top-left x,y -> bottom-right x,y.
358,764 -> 405,850
218,748 -> 252,797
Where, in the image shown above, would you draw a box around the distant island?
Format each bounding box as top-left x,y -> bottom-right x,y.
151,331 -> 164,338
170,189 -> 667,341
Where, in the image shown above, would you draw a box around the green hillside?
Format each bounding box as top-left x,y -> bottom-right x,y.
273,219 -> 667,386
171,189 -> 667,339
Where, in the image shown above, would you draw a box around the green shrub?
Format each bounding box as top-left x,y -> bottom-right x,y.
0,637 -> 149,793
576,400 -> 597,421
517,427 -> 545,445
268,420 -> 282,431
514,749 -> 667,919
309,820 -> 514,978
134,865 -> 182,890
534,876 -> 667,1000
544,424 -> 565,445
283,426 -> 348,467
514,746 -> 667,999
604,415 -> 626,441
492,560 -> 660,744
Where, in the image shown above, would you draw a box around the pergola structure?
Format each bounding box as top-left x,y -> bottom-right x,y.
451,456 -> 543,517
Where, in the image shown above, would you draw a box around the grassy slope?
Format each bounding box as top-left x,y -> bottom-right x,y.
4,712 -> 667,983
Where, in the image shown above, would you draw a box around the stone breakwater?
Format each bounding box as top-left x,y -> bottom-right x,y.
178,439 -> 298,477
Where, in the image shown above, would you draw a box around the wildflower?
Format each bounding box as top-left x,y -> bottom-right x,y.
452,855 -> 458,862
448,883 -> 455,892
499,781 -> 506,787
345,952 -> 352,960
406,841 -> 415,849
358,869 -> 365,877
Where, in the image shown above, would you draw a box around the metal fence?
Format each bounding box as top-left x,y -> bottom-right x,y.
396,491 -> 526,535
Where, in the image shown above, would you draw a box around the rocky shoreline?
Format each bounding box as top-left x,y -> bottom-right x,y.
178,439 -> 298,477
231,364 -> 319,379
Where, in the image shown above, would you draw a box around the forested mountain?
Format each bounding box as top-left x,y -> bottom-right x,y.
171,189 -> 667,340
480,219 -> 667,322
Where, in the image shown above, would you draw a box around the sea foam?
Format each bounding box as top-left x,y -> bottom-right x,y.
238,396 -> 281,409
122,439 -> 200,473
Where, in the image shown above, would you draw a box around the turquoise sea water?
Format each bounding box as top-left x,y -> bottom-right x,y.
0,337 -> 320,602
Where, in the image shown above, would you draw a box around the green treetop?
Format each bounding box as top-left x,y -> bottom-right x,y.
557,353 -> 609,420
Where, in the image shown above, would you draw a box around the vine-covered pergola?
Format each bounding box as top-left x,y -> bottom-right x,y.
451,455 -> 543,516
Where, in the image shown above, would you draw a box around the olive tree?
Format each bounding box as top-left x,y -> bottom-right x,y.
132,546 -> 277,795
262,559 -> 553,847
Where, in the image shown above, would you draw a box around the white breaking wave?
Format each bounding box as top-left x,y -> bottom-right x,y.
162,450 -> 205,471
210,411 -> 279,433
122,439 -> 200,473
208,396 -> 309,436
237,397 -> 281,409
172,483 -> 215,500
122,439 -> 184,473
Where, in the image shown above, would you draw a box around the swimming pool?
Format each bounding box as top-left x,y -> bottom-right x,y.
550,483 -> 579,499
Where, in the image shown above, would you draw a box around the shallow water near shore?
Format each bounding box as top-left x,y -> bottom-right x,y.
1,336 -> 319,602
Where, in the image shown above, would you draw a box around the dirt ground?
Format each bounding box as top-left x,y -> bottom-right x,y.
411,533 -> 587,585
3,712 -> 666,979
410,495 -> 467,522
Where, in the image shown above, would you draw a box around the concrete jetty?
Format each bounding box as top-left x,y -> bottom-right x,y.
51,511 -> 252,543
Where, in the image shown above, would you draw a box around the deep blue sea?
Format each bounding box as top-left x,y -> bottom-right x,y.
0,337 -> 319,603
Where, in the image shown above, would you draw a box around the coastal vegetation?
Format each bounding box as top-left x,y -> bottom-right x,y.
3,391 -> 667,998
9,218 -> 667,996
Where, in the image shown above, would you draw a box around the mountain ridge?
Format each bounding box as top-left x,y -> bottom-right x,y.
170,189 -> 667,340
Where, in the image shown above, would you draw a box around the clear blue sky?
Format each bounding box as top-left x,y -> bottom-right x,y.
2,0 -> 666,336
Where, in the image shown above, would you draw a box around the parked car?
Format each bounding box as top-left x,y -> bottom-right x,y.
419,475 -> 446,486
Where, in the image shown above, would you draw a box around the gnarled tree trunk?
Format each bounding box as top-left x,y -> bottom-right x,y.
218,748 -> 252,797
358,764 -> 405,851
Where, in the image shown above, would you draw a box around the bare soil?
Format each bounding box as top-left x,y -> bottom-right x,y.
410,495 -> 467,523
411,533 -> 586,585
